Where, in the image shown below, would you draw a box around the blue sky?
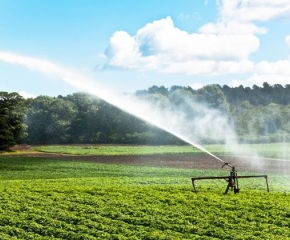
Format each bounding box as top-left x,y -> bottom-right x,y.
0,0 -> 290,98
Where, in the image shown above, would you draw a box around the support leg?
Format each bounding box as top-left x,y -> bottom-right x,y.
192,179 -> 197,193
265,176 -> 270,192
224,181 -> 231,194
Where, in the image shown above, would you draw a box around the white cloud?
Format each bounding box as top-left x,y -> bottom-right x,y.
199,21 -> 267,35
230,73 -> 290,88
161,60 -> 254,76
19,91 -> 36,99
255,60 -> 290,76
161,60 -> 216,75
221,0 -> 290,88
204,0 -> 290,34
136,17 -> 258,60
105,31 -> 139,60
103,17 -> 257,76
214,60 -> 254,75
230,60 -> 290,87
190,83 -> 203,90
102,0 -> 290,78
211,0 -> 290,33
105,31 -> 159,70
220,0 -> 290,22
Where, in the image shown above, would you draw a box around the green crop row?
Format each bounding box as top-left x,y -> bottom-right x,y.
31,145 -> 210,156
30,143 -> 290,159
0,156 -> 290,239
1,180 -> 290,239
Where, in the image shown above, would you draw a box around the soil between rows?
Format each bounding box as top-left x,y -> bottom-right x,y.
6,145 -> 290,174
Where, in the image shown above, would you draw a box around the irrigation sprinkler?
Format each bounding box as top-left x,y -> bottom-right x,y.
191,162 -> 269,194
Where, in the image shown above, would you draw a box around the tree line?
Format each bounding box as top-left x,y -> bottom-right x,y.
1,82 -> 290,150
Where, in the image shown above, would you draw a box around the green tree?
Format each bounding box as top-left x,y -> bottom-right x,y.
65,93 -> 102,143
25,96 -> 55,144
139,93 -> 169,109
196,85 -> 229,113
25,96 -> 77,144
49,98 -> 78,143
147,85 -> 168,96
0,92 -> 28,149
0,108 -> 15,151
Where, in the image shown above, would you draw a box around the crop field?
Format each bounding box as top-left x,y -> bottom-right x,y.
1,149 -> 290,239
32,145 -> 207,156
32,143 -> 290,159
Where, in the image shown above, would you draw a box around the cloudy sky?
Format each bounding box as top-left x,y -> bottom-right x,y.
0,0 -> 290,98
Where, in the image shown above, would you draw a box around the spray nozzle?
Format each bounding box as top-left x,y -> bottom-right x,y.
222,162 -> 234,169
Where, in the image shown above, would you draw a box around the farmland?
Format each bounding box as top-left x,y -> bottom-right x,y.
32,143 -> 290,159
1,145 -> 290,239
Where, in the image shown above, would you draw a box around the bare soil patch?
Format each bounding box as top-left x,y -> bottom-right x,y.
6,145 -> 290,174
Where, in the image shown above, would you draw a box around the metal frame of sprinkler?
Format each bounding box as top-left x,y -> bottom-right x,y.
191,161 -> 270,194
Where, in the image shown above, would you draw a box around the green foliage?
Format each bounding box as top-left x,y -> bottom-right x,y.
23,92 -> 184,145
25,96 -> 78,144
32,145 -> 217,156
230,102 -> 290,143
4,82 -> 290,146
0,111 -> 15,151
0,156 -> 290,239
0,92 -> 28,150
196,84 -> 229,113
222,83 -> 290,106
30,143 -> 290,159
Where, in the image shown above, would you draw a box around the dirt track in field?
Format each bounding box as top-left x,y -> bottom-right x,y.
6,145 -> 290,174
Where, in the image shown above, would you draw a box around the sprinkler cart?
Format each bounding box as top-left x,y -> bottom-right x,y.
191,162 -> 269,194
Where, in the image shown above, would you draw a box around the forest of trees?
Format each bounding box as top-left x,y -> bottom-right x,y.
1,82 -> 290,151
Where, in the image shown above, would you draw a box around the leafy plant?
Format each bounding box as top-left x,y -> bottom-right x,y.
0,156 -> 290,239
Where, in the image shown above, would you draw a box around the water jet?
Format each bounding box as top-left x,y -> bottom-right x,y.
1,52 -> 271,193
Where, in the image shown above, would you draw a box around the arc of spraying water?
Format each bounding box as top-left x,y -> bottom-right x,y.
0,51 -> 227,166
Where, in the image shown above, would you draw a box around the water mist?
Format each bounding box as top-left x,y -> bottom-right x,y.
0,52 -> 259,166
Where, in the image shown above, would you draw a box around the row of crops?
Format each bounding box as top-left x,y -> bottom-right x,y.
0,156 -> 290,239
31,143 -> 290,159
